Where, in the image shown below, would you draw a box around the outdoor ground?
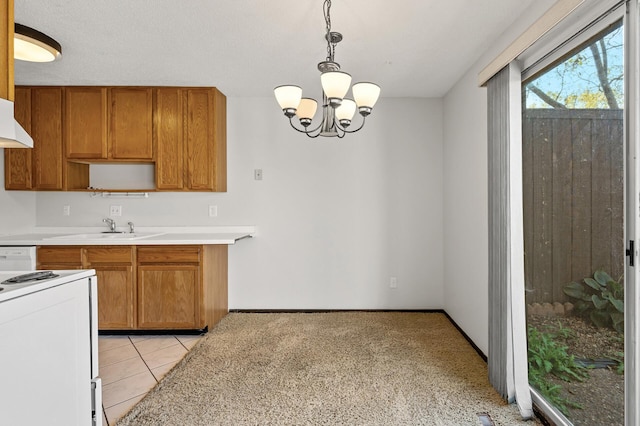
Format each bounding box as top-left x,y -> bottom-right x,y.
527,314 -> 624,426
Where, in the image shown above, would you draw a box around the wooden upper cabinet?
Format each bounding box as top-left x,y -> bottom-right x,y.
5,86 -> 226,192
212,89 -> 227,192
66,87 -> 152,161
31,87 -> 63,190
4,87 -> 33,190
155,87 -> 227,192
109,88 -> 153,160
65,87 -> 108,159
185,89 -> 215,190
155,88 -> 184,190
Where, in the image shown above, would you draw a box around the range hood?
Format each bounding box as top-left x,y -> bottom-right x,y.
0,98 -> 33,148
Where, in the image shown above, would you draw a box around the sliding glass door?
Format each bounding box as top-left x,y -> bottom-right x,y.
522,22 -> 625,425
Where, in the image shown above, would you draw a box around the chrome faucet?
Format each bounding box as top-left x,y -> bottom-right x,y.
127,221 -> 135,233
103,218 -> 117,232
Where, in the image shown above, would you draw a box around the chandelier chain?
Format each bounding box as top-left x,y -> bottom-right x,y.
324,0 -> 335,62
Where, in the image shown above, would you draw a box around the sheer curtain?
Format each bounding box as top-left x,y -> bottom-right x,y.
487,61 -> 533,419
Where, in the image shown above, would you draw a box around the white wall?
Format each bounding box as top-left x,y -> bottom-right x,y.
34,97 -> 444,310
442,0 -> 556,355
0,150 -> 36,235
442,67 -> 489,354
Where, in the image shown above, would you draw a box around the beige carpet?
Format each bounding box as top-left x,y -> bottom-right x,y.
117,312 -> 539,425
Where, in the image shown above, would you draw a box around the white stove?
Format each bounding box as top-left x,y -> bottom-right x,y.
0,268 -> 102,426
0,269 -> 95,302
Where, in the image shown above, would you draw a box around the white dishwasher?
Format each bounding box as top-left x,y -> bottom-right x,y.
0,246 -> 36,270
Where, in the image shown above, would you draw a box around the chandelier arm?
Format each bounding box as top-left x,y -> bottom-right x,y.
335,116 -> 367,134
288,117 -> 323,138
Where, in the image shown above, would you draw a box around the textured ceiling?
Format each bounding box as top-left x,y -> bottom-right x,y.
14,0 -> 535,98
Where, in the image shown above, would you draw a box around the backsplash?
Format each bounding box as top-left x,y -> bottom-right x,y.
34,191 -> 253,229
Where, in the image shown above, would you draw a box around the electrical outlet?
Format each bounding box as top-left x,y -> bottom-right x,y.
390,277 -> 398,289
63,205 -> 71,216
254,169 -> 263,180
208,205 -> 218,217
109,205 -> 122,217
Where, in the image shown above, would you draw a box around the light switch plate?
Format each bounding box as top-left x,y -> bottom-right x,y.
208,205 -> 218,217
254,169 -> 263,180
63,205 -> 71,216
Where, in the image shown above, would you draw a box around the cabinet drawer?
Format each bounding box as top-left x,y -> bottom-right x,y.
37,246 -> 82,265
86,246 -> 133,265
137,246 -> 201,263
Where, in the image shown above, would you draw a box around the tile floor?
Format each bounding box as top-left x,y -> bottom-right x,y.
98,334 -> 202,425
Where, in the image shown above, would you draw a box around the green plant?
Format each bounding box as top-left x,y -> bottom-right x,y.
611,351 -> 625,375
528,325 -> 587,415
563,270 -> 624,333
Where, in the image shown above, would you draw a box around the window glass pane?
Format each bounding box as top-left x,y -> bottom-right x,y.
522,21 -> 624,425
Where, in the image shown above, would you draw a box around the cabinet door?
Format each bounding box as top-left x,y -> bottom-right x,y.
155,88 -> 184,189
31,88 -> 63,190
109,88 -> 153,160
65,87 -> 107,159
4,87 -> 32,190
185,89 -> 214,190
137,265 -> 202,329
85,246 -> 135,330
94,266 -> 135,329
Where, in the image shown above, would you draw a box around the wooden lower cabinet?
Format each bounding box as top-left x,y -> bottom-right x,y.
86,247 -> 135,330
36,244 -> 227,331
138,264 -> 201,329
37,246 -> 135,330
95,266 -> 135,329
136,245 -> 228,330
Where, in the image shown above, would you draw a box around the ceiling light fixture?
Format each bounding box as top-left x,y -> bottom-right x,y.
274,0 -> 380,138
14,23 -> 62,62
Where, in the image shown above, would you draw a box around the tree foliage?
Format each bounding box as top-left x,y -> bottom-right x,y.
525,24 -> 623,109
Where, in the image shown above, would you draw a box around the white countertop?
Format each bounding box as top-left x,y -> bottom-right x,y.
0,226 -> 255,246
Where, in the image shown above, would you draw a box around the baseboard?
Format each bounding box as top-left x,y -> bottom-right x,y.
99,327 -> 207,336
440,311 -> 488,362
230,309 -> 445,313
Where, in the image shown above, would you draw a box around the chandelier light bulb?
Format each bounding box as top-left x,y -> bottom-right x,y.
321,71 -> 352,107
274,85 -> 302,117
296,98 -> 318,127
352,82 -> 381,116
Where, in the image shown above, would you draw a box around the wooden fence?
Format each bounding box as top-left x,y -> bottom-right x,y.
522,109 -> 624,304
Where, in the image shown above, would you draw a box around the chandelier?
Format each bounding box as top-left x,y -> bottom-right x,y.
273,0 -> 380,138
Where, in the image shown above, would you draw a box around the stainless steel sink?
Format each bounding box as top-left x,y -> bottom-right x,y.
43,232 -> 165,241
